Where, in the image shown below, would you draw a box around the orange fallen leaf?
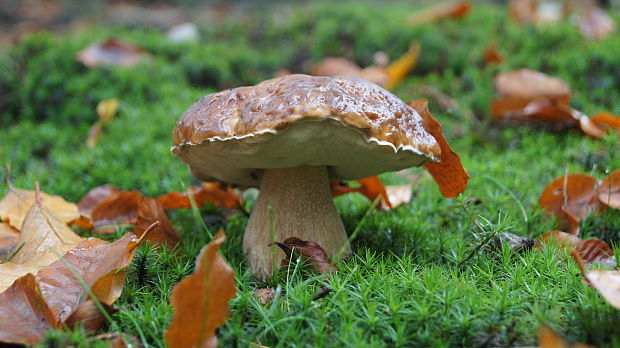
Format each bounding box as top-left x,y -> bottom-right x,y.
90,190 -> 143,234
133,197 -> 182,247
166,230 -> 236,348
0,222 -> 19,258
577,7 -> 616,41
311,57 -> 388,87
65,300 -> 117,334
538,230 -> 615,266
0,274 -> 59,345
77,184 -> 120,219
591,112 -> 620,132
409,99 -> 469,198
538,326 -> 594,348
0,180 -> 80,230
406,1 -> 471,26
598,169 -> 620,209
494,69 -> 571,100
331,176 -> 392,210
157,182 -> 243,211
274,237 -> 336,275
539,173 -> 600,235
571,249 -> 620,310
76,38 -> 145,68
483,40 -> 504,65
385,42 -> 420,90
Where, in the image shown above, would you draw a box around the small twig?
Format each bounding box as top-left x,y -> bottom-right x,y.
312,285 -> 333,301
129,221 -> 159,252
457,224 -> 498,268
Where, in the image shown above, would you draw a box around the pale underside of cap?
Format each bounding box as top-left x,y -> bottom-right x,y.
172,74 -> 441,187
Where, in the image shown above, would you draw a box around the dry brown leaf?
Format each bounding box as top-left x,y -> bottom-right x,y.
274,237 -> 336,275
538,230 -> 615,266
483,41 -> 504,65
409,99 -> 469,198
539,174 -> 600,234
133,197 -> 182,247
385,42 -> 420,90
0,222 -> 19,258
11,191 -> 83,267
577,7 -> 616,40
91,190 -> 143,234
331,176 -> 392,210
571,249 -> 620,310
598,170 -> 620,209
76,38 -> 145,68
538,326 -> 594,348
406,1 -> 471,26
494,69 -> 572,100
87,98 -> 120,149
165,230 -> 236,348
157,182 -> 243,211
253,288 -> 275,306
65,300 -> 117,333
0,274 -> 59,345
78,184 -> 120,219
0,182 -> 80,230
591,112 -> 620,132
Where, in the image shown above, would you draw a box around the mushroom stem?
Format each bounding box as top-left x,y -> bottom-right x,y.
243,165 -> 350,280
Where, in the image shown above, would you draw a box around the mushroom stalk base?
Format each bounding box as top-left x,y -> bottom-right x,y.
243,165 -> 350,280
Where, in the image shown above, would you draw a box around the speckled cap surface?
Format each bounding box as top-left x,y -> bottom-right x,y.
172,74 -> 441,186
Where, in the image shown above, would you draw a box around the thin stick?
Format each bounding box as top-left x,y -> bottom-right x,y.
129,221 -> 159,252
457,223 -> 497,268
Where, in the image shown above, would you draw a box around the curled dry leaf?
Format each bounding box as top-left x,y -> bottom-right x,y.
253,288 -> 275,306
90,190 -> 143,234
273,237 -> 336,275
571,249 -> 620,310
598,169 -> 620,209
406,1 -> 471,26
0,222 -> 19,258
76,38 -> 145,68
166,230 -> 236,348
0,182 -> 80,230
133,197 -> 182,247
331,176 -> 392,210
77,184 -> 120,219
385,42 -> 420,90
539,174 -> 600,235
577,7 -> 616,41
0,274 -> 59,345
87,98 -> 120,149
408,99 -> 469,198
538,230 -> 615,267
157,182 -> 242,211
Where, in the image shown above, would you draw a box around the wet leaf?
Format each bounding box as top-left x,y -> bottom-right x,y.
577,7 -> 616,41
157,182 -> 243,211
385,42 -> 420,89
571,249 -> 620,310
133,197 -> 182,247
274,237 -> 336,275
90,190 -> 143,234
77,184 -> 120,219
406,1 -> 471,26
539,230 -> 615,267
166,230 -> 236,348
483,40 -> 504,65
331,176 -> 392,210
539,174 -> 600,235
65,300 -> 117,333
0,274 -> 59,345
0,222 -> 19,258
409,99 -> 469,198
598,170 -> 620,209
0,182 -> 80,230
76,38 -> 145,68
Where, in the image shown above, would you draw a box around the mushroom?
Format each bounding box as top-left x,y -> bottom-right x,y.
171,74 -> 441,280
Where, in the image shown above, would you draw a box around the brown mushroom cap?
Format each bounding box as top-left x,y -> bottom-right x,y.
172,74 -> 440,186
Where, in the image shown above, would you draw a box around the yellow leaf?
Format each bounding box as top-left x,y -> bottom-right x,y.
386,42 -> 420,90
